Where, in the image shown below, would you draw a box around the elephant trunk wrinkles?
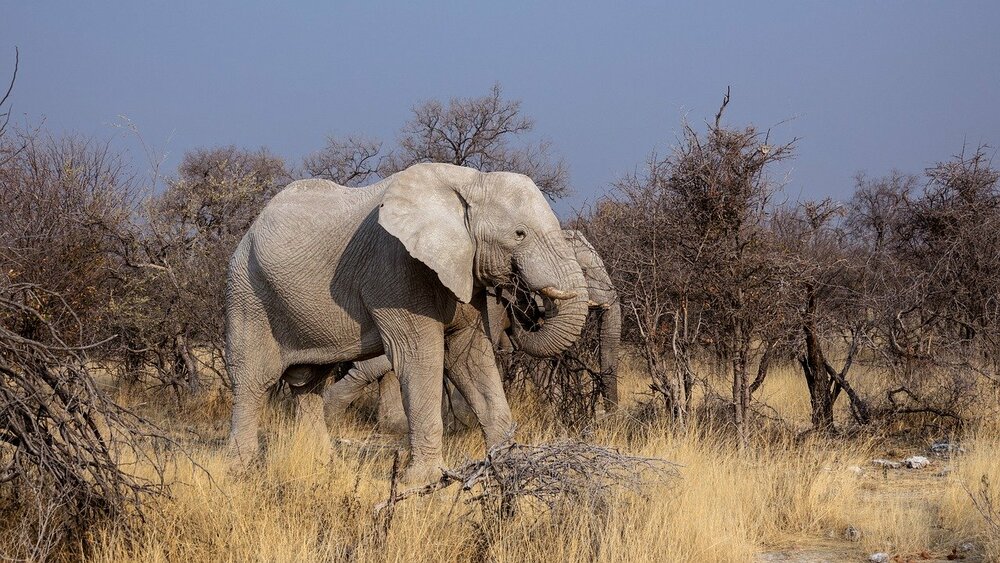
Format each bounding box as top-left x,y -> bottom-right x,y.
508,234 -> 589,357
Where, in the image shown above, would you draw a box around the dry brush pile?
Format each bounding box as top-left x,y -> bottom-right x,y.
0,283 -> 170,560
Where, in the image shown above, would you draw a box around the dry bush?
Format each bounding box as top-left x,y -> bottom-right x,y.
581,91 -> 798,443
938,412 -> 1000,560
0,284 -> 167,560
968,477 -> 1000,552
376,436 -> 674,520
843,149 -> 1000,428
0,129 -> 138,347
500,311 -> 609,426
109,146 -> 289,396
773,200 -> 874,431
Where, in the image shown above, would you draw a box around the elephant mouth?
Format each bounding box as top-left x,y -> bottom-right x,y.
501,283 -> 551,333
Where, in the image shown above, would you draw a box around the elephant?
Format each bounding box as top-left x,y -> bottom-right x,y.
224,163 -> 590,482
323,230 -> 622,434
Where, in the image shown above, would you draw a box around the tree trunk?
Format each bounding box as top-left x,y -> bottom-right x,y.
732,322 -> 750,450
801,291 -> 835,432
174,332 -> 201,395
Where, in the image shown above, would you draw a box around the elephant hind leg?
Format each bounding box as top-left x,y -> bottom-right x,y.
445,325 -> 515,448
291,375 -> 333,462
377,370 -> 410,435
226,322 -> 282,467
324,357 -> 392,428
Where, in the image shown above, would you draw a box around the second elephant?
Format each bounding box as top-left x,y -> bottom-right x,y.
324,230 -> 621,432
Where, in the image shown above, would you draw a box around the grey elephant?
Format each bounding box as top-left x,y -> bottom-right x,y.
324,230 -> 622,433
225,163 -> 589,482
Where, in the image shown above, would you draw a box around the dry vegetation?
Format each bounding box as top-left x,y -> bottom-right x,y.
21,361 -> 994,563
3,63 -> 1000,561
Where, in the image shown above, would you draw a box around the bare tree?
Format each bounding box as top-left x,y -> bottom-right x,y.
303,134 -> 383,186
584,93 -> 797,444
382,83 -> 569,199
773,200 -> 872,430
851,148 -> 1000,424
583,160 -> 705,426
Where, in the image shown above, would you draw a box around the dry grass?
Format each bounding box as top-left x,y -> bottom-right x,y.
4,362 -> 998,562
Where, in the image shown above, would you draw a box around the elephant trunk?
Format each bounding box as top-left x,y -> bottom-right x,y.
599,300 -> 622,410
508,232 -> 589,357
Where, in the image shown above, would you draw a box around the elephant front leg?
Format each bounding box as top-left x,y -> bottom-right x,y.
379,320 -> 447,485
445,326 -> 515,449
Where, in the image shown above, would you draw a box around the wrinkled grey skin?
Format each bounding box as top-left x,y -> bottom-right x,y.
225,163 -> 589,482
324,231 -> 622,433
330,353 -> 479,435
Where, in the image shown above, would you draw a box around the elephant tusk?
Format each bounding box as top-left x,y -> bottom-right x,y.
540,286 -> 578,301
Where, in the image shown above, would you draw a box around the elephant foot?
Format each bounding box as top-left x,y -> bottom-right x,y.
224,448 -> 260,479
400,456 -> 445,485
483,423 -> 517,451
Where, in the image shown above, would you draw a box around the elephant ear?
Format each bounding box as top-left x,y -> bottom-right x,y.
378,164 -> 476,303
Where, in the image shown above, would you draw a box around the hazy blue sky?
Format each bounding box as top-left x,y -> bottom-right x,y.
4,1 -> 999,216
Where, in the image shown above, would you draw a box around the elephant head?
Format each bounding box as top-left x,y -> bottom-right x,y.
378,163 -> 589,355
502,229 -> 621,407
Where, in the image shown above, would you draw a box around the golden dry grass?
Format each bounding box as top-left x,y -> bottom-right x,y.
7,362 -> 1000,562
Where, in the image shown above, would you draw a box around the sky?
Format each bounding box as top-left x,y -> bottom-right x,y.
4,1 -> 999,217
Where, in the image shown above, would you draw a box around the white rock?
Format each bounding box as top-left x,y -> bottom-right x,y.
869,553 -> 890,563
871,459 -> 901,469
847,465 -> 864,475
904,455 -> 930,469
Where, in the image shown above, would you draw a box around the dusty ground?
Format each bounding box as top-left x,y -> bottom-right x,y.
757,460 -> 985,562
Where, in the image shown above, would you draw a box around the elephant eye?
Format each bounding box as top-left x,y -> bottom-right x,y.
515,229 -> 527,241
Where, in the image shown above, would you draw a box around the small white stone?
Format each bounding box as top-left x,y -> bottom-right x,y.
847,465 -> 864,475
869,552 -> 890,563
904,455 -> 930,469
